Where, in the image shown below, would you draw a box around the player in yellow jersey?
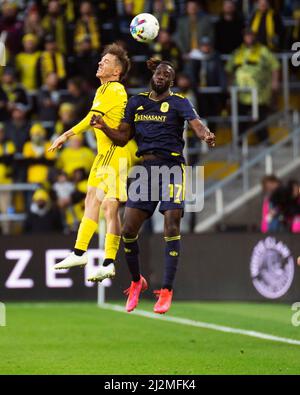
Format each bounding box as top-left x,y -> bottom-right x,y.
48,43 -> 137,281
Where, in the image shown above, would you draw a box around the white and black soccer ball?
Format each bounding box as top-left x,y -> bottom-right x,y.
130,13 -> 160,43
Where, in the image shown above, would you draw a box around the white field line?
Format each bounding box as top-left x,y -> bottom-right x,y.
100,303 -> 300,347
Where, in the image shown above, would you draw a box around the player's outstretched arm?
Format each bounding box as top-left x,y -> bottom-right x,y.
48,110 -> 96,152
189,119 -> 216,148
90,114 -> 133,147
48,130 -> 75,152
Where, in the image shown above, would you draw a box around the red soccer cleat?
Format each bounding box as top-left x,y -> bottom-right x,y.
153,288 -> 173,314
124,276 -> 148,312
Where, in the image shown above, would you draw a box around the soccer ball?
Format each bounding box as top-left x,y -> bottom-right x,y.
130,13 -> 160,43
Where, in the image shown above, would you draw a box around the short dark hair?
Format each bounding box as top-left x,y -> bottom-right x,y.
101,43 -> 131,81
262,175 -> 280,186
146,57 -> 175,74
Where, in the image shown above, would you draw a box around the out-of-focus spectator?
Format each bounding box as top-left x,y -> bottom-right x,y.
176,73 -> 199,166
37,72 -> 61,122
64,77 -> 93,121
152,0 -> 176,34
56,134 -> 94,177
42,0 -> 68,55
74,1 -> 100,53
122,0 -> 149,15
60,78 -> 93,120
23,7 -> 45,45
24,188 -> 63,233
268,178 -> 300,232
53,102 -> 77,139
215,0 -> 244,54
292,3 -> 300,43
0,122 -> 16,235
72,35 -> 99,88
52,170 -> 75,209
66,168 -> 88,232
176,0 -> 214,56
285,180 -> 300,233
60,0 -> 76,23
261,174 -> 281,233
23,123 -> 56,184
54,167 -> 89,233
0,82 -> 7,121
5,103 -> 30,154
226,29 -> 280,142
0,1 -> 23,55
15,34 -> 41,91
189,37 -> 226,119
152,30 -> 182,71
249,0 -> 285,51
0,67 -> 29,121
52,170 -> 76,232
176,73 -> 197,105
37,34 -> 66,87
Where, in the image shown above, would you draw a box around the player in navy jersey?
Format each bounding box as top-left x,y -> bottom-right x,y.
90,58 -> 215,314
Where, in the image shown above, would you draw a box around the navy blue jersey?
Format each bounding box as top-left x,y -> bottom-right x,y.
123,92 -> 198,163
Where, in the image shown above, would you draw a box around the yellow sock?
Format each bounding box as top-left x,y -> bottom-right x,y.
74,216 -> 98,251
105,233 -> 121,260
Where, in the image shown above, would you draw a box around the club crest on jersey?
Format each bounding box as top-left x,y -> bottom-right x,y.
160,102 -> 169,113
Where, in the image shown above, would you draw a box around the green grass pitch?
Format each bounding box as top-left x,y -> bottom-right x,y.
1,301 -> 300,374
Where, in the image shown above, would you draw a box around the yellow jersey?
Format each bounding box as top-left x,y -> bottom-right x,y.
72,80 -> 139,198
57,146 -> 95,176
0,140 -> 15,184
72,81 -> 128,153
23,141 -> 56,183
15,51 -> 41,91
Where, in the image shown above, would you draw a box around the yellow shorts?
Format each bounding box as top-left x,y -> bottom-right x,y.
87,141 -> 138,201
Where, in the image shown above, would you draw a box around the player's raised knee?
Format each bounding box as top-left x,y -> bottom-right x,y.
85,188 -> 99,207
102,200 -> 119,219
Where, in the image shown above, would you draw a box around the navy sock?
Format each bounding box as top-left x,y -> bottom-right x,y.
163,236 -> 181,290
123,236 -> 140,282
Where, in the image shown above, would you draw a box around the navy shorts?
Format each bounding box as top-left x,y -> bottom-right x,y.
126,159 -> 185,216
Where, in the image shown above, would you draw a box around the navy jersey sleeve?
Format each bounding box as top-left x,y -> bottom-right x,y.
178,98 -> 199,121
123,96 -> 137,126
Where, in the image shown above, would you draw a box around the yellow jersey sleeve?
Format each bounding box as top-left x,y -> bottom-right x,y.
90,82 -> 126,115
72,82 -> 127,135
72,112 -> 93,135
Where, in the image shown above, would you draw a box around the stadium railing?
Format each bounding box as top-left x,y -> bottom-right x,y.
0,183 -> 38,223
194,116 -> 300,232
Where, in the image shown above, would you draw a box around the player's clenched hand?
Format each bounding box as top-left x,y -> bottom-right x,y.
48,134 -> 68,152
90,114 -> 105,129
204,130 -> 216,148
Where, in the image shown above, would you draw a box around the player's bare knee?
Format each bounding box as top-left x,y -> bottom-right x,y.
85,189 -> 99,208
102,200 -> 119,221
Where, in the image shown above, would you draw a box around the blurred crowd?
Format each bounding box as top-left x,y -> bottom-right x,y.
261,175 -> 300,233
0,0 -> 300,234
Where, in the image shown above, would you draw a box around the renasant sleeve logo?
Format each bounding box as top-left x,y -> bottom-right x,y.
0,303 -> 6,327
0,31 -> 7,67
